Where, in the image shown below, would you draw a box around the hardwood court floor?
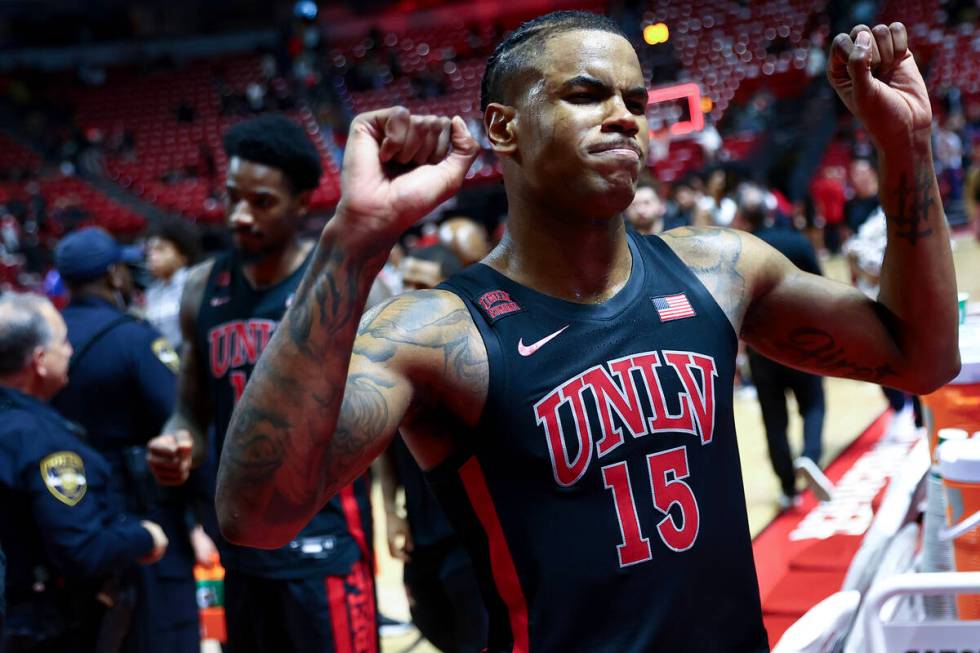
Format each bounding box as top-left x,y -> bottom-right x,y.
375,233 -> 980,653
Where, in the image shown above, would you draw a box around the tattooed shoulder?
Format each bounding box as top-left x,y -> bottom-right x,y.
660,227 -> 748,327
353,289 -> 489,402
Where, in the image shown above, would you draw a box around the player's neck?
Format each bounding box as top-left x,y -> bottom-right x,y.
486,207 -> 632,304
240,238 -> 311,289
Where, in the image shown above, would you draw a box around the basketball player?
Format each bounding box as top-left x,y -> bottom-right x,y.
146,114 -> 383,653
211,13 -> 957,651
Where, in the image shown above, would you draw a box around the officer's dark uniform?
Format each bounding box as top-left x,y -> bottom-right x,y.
0,386 -> 154,653
50,228 -> 197,653
1,541 -> 6,644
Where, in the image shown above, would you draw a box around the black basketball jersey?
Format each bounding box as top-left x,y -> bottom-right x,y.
196,250 -> 371,579
432,231 -> 769,652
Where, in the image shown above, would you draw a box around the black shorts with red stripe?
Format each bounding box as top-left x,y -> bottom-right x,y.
223,557 -> 379,653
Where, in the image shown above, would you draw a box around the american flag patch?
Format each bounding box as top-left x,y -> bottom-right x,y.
652,293 -> 696,322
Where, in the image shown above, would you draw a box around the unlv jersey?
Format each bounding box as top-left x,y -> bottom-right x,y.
433,231 -> 769,652
196,250 -> 372,579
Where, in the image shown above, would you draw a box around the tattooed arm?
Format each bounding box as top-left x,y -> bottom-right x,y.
216,107 -> 480,547
147,260 -> 215,485
670,23 -> 958,393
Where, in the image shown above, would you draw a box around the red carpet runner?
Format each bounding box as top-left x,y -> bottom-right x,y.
752,410 -> 895,647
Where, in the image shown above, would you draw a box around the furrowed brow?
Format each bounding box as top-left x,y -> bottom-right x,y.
559,75 -> 610,93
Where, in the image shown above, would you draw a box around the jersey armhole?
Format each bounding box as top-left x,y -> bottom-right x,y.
429,280 -> 506,477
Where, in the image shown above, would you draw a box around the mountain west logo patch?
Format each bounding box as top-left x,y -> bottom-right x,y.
40,451 -> 87,506
477,290 -> 522,323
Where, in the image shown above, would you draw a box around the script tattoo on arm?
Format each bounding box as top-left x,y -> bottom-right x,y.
777,327 -> 897,381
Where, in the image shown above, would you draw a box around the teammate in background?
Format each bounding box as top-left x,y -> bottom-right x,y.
144,218 -> 200,350
0,292 -> 167,652
215,13 -> 957,651
50,227 -> 197,653
624,176 -> 666,235
146,113 -> 383,653
378,244 -> 488,653
732,183 -> 833,509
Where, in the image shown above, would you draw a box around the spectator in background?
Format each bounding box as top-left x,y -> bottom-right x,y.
934,111 -> 965,204
844,158 -> 880,233
438,216 -> 491,266
810,165 -> 846,253
144,219 -> 200,350
246,82 -> 267,113
624,177 -> 666,235
966,135 -> 980,239
697,166 -> 738,226
380,244 -> 488,653
732,183 -> 832,509
662,174 -> 701,230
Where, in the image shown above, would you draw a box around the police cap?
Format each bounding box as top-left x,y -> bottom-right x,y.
55,227 -> 142,282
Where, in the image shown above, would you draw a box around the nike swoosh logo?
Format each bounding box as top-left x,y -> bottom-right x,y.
518,325 -> 570,357
210,296 -> 231,307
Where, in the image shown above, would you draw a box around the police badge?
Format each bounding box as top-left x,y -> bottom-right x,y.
40,451 -> 87,506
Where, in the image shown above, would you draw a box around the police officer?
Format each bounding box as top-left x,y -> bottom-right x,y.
49,228 -> 198,653
1,541 -> 6,643
0,292 -> 168,653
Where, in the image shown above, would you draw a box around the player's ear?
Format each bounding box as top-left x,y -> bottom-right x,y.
293,190 -> 312,219
484,103 -> 518,156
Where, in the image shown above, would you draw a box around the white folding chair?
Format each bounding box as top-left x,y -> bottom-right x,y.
861,572 -> 980,653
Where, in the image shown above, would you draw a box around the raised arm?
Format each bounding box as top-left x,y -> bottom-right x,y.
216,107 -> 480,548
147,261 -> 215,485
741,23 -> 958,393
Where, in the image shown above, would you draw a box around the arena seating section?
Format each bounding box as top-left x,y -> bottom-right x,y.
0,132 -> 145,238
879,0 -> 980,106
70,56 -> 341,223
2,0 -> 976,232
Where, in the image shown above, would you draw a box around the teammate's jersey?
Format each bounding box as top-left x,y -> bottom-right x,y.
433,231 -> 769,652
196,250 -> 372,579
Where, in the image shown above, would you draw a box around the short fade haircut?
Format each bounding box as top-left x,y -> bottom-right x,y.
407,244 -> 463,279
223,114 -> 323,193
0,292 -> 53,375
480,10 -> 631,111
148,217 -> 201,265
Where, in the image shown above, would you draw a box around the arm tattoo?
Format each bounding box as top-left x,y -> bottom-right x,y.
888,162 -> 935,246
221,403 -> 290,486
320,373 -> 395,497
777,327 -> 896,381
287,243 -> 364,358
354,293 -> 486,383
663,227 -> 746,324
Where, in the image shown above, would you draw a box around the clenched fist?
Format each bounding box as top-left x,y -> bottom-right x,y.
828,23 -> 931,149
332,106 -> 480,254
147,429 -> 193,486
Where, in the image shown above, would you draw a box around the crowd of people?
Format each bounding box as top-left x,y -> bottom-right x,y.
0,5 -> 972,653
